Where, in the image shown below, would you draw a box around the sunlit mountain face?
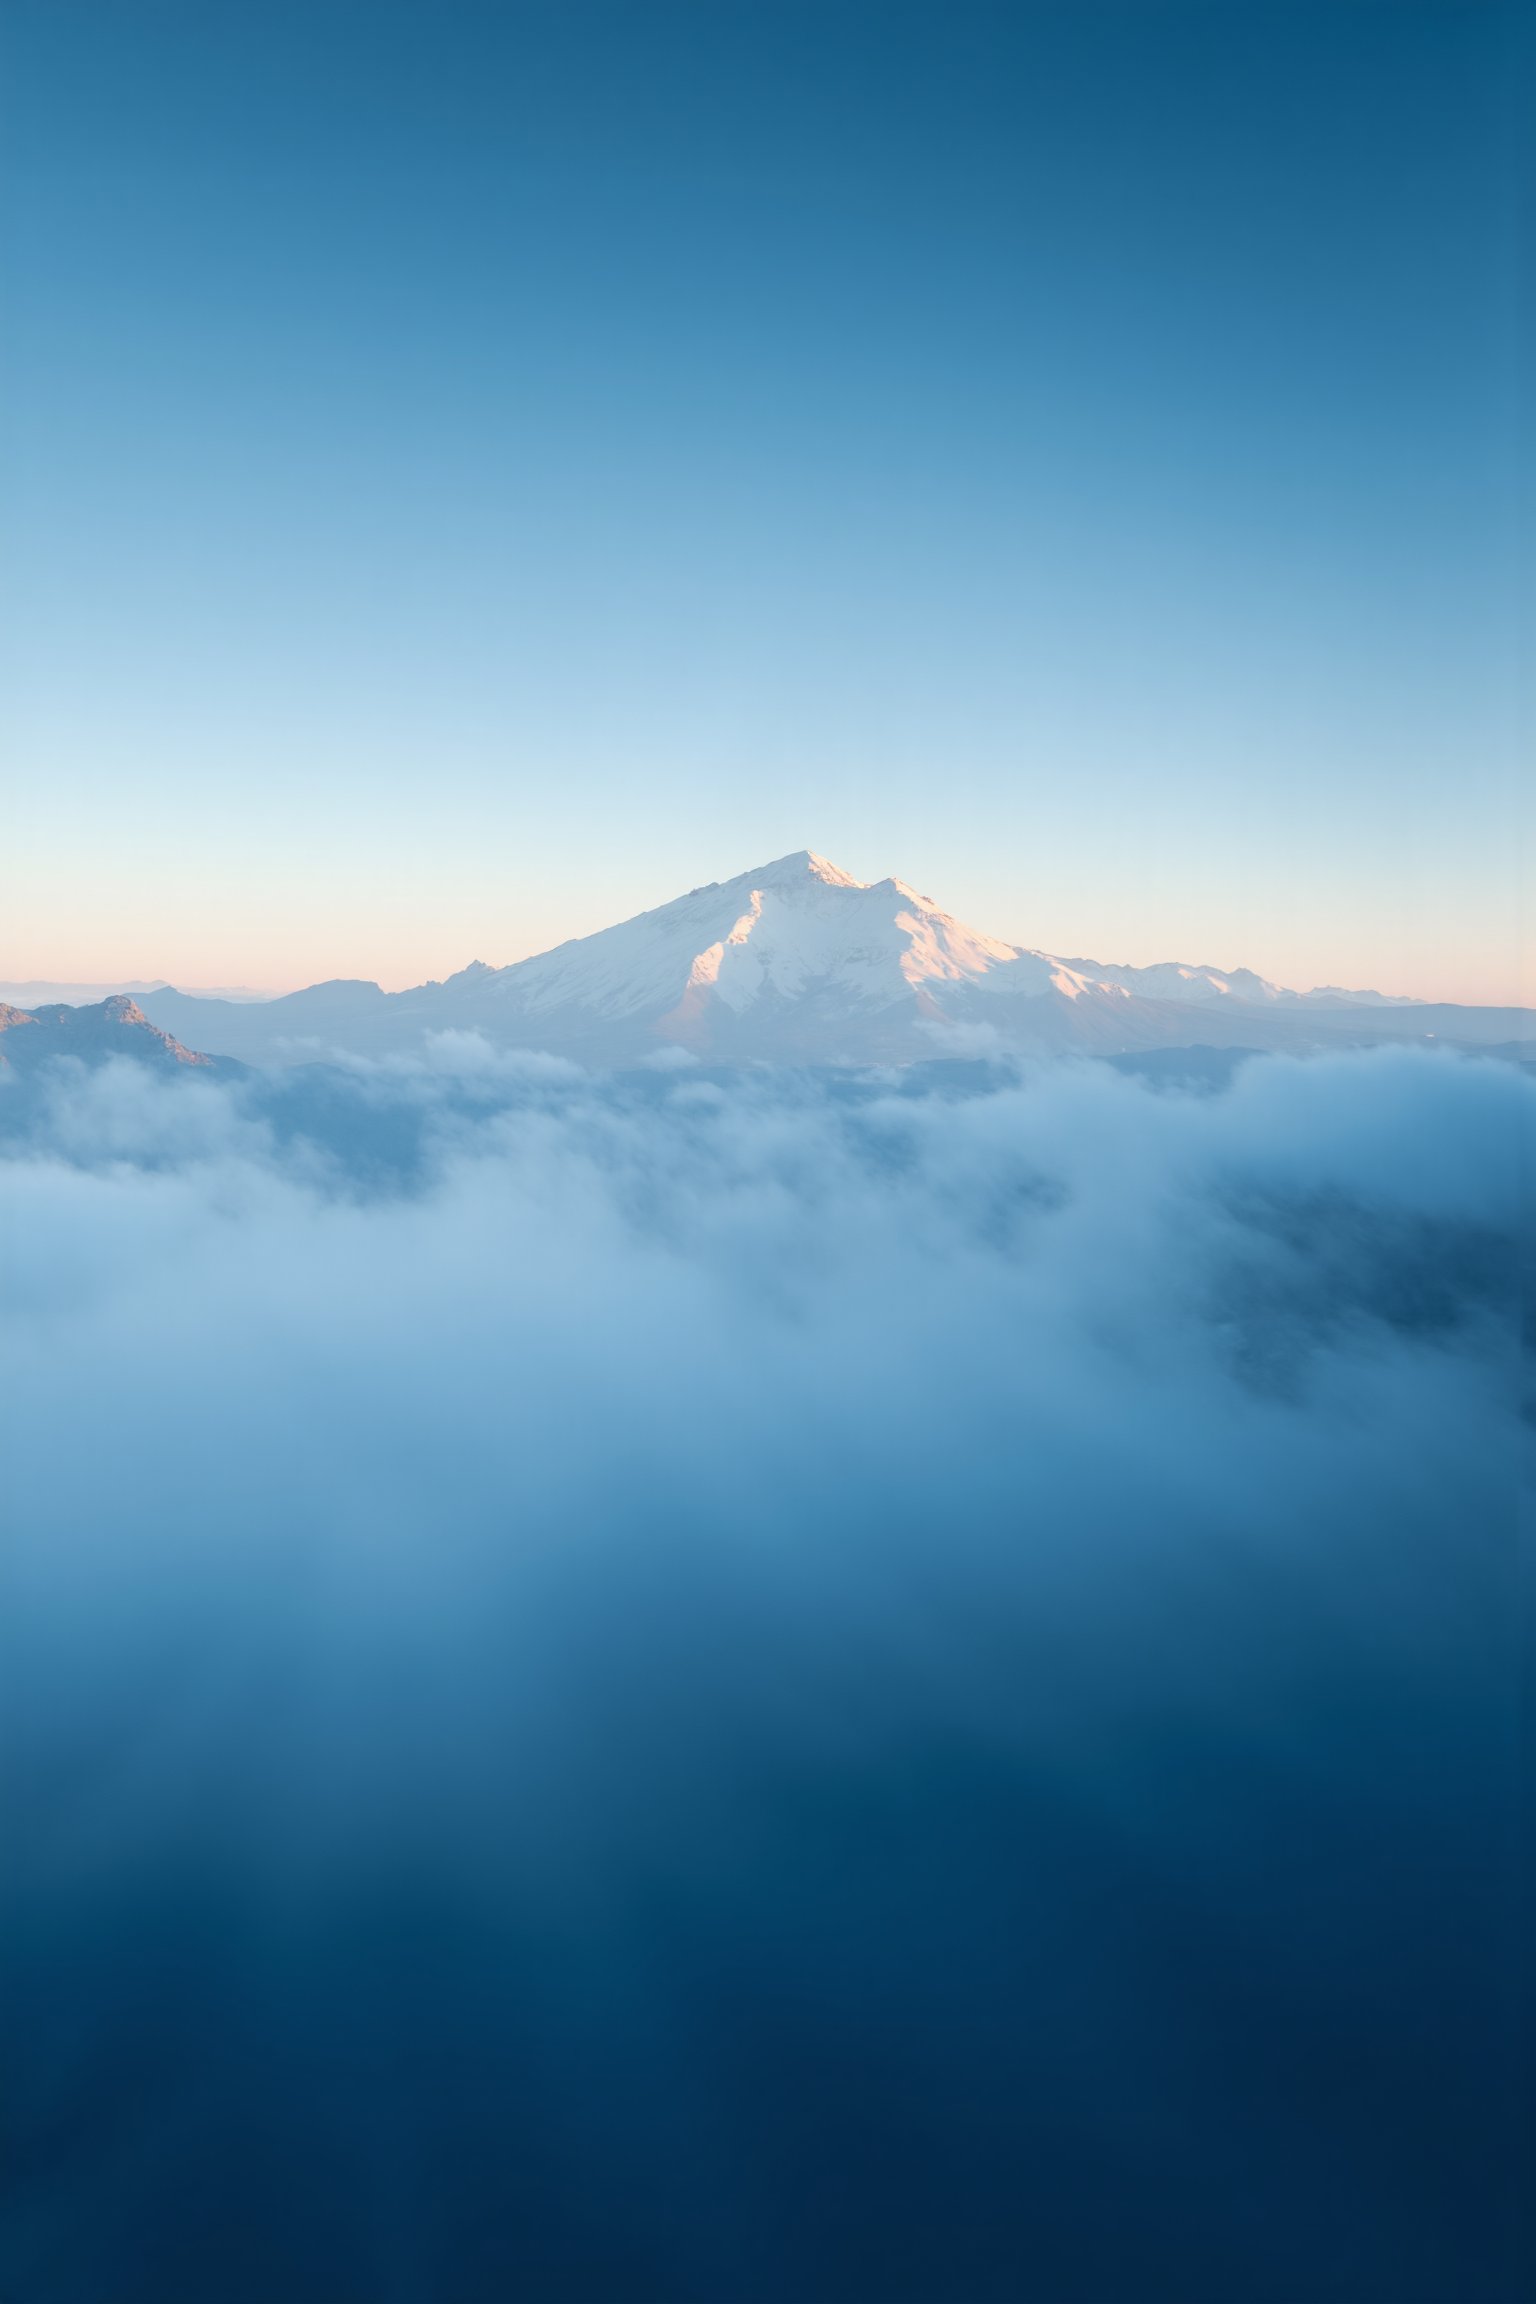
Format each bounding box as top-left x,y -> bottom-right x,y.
1,1036 -> 1528,2304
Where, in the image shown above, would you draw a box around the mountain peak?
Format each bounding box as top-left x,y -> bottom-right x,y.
748,850 -> 866,891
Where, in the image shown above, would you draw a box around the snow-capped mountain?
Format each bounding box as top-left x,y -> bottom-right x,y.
433,850 -> 1128,1059
413,848 -> 1444,1062
130,848 -> 1525,1068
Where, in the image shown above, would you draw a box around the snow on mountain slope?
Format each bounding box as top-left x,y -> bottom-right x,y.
459,852 -> 1023,1017
1050,958 -> 1422,1007
1051,958 -> 1291,1005
475,853 -> 870,1021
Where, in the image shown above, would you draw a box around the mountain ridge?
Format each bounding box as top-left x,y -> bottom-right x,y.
0,995 -> 233,1073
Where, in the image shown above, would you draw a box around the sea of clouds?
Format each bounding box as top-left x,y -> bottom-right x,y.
0,1042 -> 1530,2302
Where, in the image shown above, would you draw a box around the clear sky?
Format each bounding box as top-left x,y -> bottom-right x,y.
1,1 -> 1529,1001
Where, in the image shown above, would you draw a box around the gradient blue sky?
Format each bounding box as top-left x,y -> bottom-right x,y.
2,1 -> 1529,999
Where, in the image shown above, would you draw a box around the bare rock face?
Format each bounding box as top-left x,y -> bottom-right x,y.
0,996 -> 225,1072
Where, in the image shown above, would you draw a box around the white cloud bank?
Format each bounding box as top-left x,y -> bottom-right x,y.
0,1045 -> 1529,2303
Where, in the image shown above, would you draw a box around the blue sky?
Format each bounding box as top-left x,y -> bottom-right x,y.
1,1 -> 1528,998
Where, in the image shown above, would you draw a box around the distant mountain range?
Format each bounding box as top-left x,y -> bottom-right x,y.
0,979 -> 274,1008
15,854 -> 1533,1070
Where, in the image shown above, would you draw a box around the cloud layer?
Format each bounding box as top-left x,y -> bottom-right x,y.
0,1045 -> 1529,2302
